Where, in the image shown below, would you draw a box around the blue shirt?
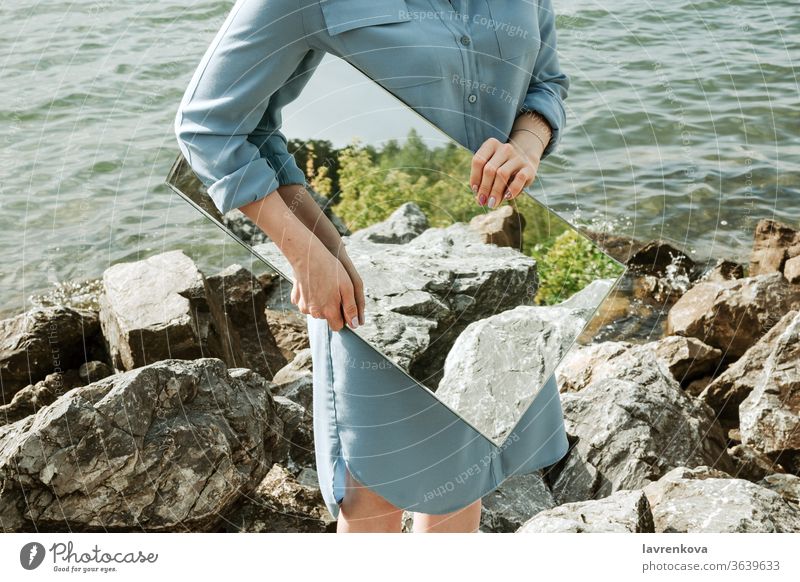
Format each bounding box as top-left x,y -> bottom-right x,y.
175,0 -> 570,215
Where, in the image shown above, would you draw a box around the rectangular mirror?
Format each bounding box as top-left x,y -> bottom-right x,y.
166,53 -> 627,446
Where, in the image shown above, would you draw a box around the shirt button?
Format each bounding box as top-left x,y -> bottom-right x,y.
468,93 -> 477,103
460,35 -> 471,46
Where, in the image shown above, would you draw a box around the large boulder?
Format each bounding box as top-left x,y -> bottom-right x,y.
436,281 -> 609,443
98,250 -> 209,370
550,346 -> 735,504
204,263 -> 287,380
480,472 -> 556,533
698,310 -> 798,426
739,311 -> 800,473
557,337 -> 722,393
517,489 -> 654,533
0,306 -> 101,400
99,251 -> 287,377
349,201 -> 428,245
666,272 -> 800,358
0,358 -> 282,532
643,466 -> 800,532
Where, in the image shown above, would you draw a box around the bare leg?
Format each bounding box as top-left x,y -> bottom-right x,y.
336,466 -> 404,533
411,499 -> 482,533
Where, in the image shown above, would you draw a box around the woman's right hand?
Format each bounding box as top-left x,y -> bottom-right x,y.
290,237 -> 360,332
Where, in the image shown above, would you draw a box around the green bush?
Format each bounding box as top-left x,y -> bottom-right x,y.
532,229 -> 621,305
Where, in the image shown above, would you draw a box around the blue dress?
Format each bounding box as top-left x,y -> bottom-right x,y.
175,0 -> 571,518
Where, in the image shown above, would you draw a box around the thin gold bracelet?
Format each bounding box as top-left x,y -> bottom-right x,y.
510,127 -> 549,152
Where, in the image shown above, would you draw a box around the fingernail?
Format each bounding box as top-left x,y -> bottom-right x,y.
503,190 -> 511,199
487,196 -> 496,208
470,184 -> 478,194
350,317 -> 358,328
478,194 -> 486,205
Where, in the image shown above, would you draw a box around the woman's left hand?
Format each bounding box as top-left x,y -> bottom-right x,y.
469,137 -> 540,209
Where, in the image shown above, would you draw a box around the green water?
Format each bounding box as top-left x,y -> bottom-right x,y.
1,0 -> 797,317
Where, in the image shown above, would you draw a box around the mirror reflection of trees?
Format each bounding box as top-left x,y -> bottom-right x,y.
293,128 -> 621,306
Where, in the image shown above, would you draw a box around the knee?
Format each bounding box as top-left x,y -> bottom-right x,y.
340,468 -> 403,518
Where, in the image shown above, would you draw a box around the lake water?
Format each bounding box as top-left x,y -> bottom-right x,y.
1,0 -> 797,317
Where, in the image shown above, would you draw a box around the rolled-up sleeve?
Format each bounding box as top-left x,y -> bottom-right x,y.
174,0 -> 321,214
519,0 -> 570,159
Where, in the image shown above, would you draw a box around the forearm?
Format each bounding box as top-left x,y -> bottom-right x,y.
237,190 -> 325,271
276,184 -> 354,264
509,110 -> 553,163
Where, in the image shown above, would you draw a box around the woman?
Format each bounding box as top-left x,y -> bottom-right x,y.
174,0 -> 570,533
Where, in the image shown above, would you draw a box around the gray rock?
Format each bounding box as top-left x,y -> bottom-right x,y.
517,489 -> 654,533
436,302 -> 589,443
436,278 -> 613,442
558,337 -> 722,394
643,466 -> 800,532
699,310 -> 798,425
666,272 -> 800,358
98,250 -> 208,371
556,341 -> 633,393
651,336 -> 723,384
551,360 -> 735,504
480,471 -> 555,532
0,370 -> 84,427
204,263 -> 287,380
757,473 -> 800,506
739,311 -> 800,472
0,358 -> 281,532
557,342 -> 681,396
99,252 -> 288,379
349,201 -> 428,244
728,443 -> 787,482
223,463 -> 335,533
271,348 -> 314,411
0,306 -> 100,399
271,395 -> 315,470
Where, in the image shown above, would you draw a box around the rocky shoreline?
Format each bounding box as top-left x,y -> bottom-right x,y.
1,208 -> 798,533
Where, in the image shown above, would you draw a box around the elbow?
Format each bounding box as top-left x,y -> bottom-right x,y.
173,106 -> 279,214
172,107 -> 280,215
552,71 -> 570,102
173,106 -> 198,169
